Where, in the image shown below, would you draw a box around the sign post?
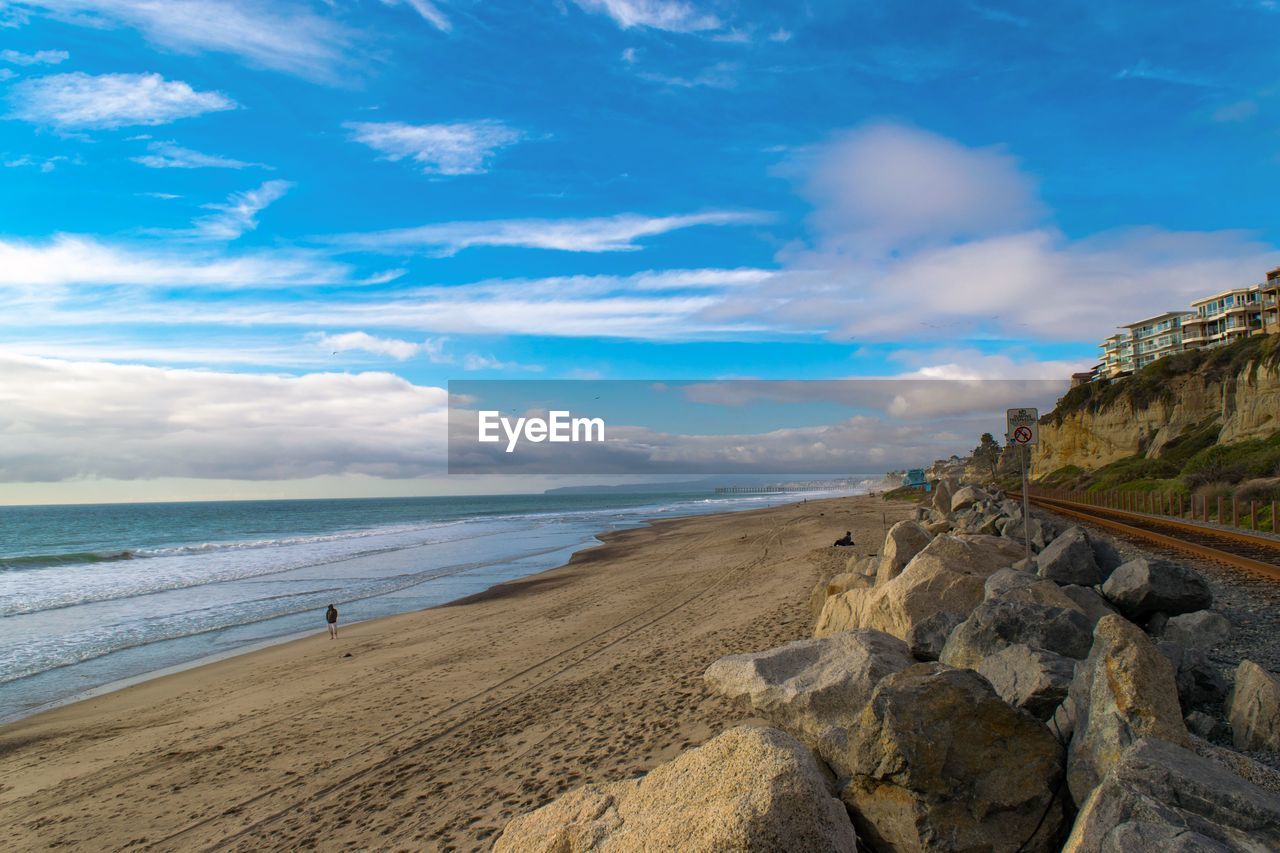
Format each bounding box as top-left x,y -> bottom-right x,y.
1006,408 -> 1040,565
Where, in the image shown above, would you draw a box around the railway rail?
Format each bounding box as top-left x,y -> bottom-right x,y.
1012,492 -> 1280,582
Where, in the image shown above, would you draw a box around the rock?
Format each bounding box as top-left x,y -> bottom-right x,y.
985,567 -> 1084,612
1161,610 -> 1231,650
1000,514 -> 1048,552
875,520 -> 933,586
1049,695 -> 1077,745
809,573 -> 873,619
1184,710 -> 1224,740
815,534 -> 1025,643
1060,585 -> 1118,627
978,643 -> 1076,720
922,519 -> 950,535
1157,641 -> 1229,711
493,726 -> 858,853
1010,556 -> 1034,571
1035,525 -> 1102,586
903,610 -> 965,662
973,514 -> 1001,536
940,599 -> 1093,670
1084,531 -> 1124,577
950,485 -> 987,513
931,479 -> 954,514
1101,558 -> 1212,620
1063,737 -> 1280,853
1227,659 -> 1280,752
845,554 -> 879,577
704,629 -> 913,775
1067,615 -> 1189,806
842,664 -> 1065,853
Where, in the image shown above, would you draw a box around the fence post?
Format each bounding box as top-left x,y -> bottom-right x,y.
1251,500 -> 1257,531
1233,497 -> 1238,528
1217,495 -> 1223,524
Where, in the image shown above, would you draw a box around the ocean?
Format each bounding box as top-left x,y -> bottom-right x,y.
0,488 -> 859,722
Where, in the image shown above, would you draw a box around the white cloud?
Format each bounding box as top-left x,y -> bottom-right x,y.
379,0 -> 450,31
332,211 -> 770,255
15,1 -> 351,81
4,153 -> 75,172
313,331 -> 442,361
1114,60 -> 1210,87
0,354 -> 447,481
1212,100 -> 1258,123
132,140 -> 266,169
8,72 -> 236,129
345,120 -> 522,175
572,0 -> 720,32
0,48 -> 69,65
767,28 -> 791,42
190,180 -> 294,240
0,69 -> 14,81
0,234 -> 347,288
636,61 -> 739,89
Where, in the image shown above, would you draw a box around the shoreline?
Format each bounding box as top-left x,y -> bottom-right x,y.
3,489 -> 854,726
2,492 -> 906,851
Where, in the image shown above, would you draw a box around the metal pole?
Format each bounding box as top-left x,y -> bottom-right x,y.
1021,443 -> 1031,564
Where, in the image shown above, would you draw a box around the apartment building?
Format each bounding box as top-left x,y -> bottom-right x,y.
1097,332 -> 1134,379
1125,311 -> 1192,370
1182,286 -> 1267,347
1089,266 -> 1280,382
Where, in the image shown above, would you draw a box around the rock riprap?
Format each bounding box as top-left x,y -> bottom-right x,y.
875,520 -> 933,585
815,534 -> 1024,643
1034,525 -> 1102,586
1227,659 -> 1280,752
939,599 -> 1093,670
493,726 -> 858,853
704,630 -> 913,776
977,643 -> 1076,720
842,663 -> 1065,853
1063,737 -> 1280,852
1100,557 -> 1212,620
1066,615 -> 1190,805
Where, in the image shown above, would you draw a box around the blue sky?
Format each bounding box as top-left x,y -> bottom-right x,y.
2,0 -> 1279,501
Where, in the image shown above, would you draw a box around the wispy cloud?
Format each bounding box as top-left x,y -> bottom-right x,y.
4,154 -> 77,172
0,234 -> 344,288
1212,100 -> 1258,122
8,72 -> 236,129
0,48 -> 69,65
379,0 -> 451,32
132,140 -> 268,170
1114,60 -> 1211,87
968,4 -> 1030,27
330,211 -> 770,255
190,180 -> 294,240
15,1 -> 351,81
345,120 -> 523,175
572,0 -> 720,32
636,61 -> 739,89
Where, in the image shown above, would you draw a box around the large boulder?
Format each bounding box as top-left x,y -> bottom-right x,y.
493,726 -> 857,853
1160,609 -> 1231,651
1101,558 -> 1212,620
1060,585 -> 1119,627
1227,659 -> 1280,752
1157,641 -> 1230,711
809,572 -> 873,619
815,534 -> 1024,643
845,554 -> 879,577
950,485 -> 987,513
704,629 -> 913,775
903,610 -> 965,662
985,567 -> 1084,612
875,520 -> 933,585
1035,526 -> 1102,586
1085,531 -> 1124,577
1067,615 -> 1190,806
939,599 -> 1093,670
978,643 -> 1076,720
932,479 -> 955,514
1063,737 -> 1280,852
842,664 -> 1065,853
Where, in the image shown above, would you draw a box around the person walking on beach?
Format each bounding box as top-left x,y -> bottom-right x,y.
325,604 -> 339,639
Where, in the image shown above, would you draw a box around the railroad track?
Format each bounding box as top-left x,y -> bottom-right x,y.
1015,493 -> 1280,581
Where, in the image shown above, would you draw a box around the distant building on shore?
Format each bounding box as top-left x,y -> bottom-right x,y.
1090,266 -> 1280,381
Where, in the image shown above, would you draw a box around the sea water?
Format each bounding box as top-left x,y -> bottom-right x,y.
0,489 -> 860,722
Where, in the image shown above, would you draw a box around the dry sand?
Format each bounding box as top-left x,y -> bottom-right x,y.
1,494 -> 910,852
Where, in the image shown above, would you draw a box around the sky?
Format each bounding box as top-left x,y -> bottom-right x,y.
2,0 -> 1279,503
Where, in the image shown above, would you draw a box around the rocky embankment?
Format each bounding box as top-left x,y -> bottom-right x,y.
493,483 -> 1280,851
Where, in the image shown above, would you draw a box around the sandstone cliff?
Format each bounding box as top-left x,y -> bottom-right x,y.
1032,337 -> 1280,479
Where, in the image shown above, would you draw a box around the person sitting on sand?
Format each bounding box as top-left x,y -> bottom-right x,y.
326,603 -> 339,639
833,531 -> 855,547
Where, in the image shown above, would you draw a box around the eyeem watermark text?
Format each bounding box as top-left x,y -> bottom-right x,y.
478,410 -> 606,453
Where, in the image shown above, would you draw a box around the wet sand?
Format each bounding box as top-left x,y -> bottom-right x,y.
0,494 -> 909,852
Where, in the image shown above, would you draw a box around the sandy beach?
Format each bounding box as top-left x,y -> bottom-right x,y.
1,493 -> 910,852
